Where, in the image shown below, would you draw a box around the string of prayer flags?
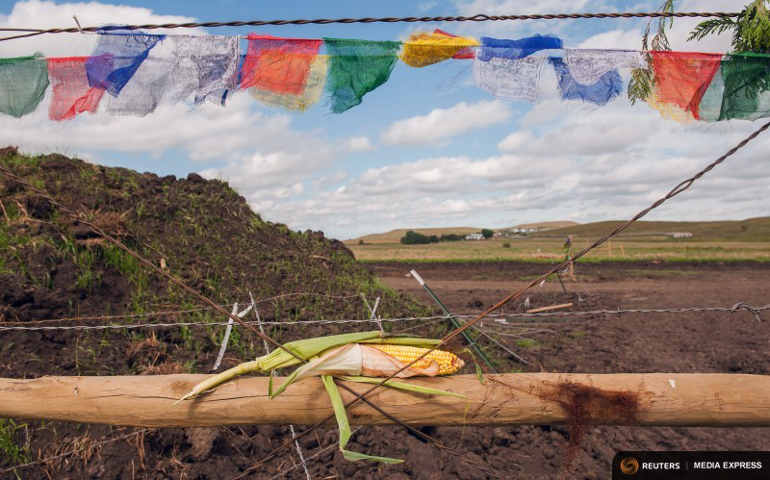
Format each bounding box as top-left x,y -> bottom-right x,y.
86,32 -> 165,97
240,35 -> 323,95
549,57 -> 623,105
400,30 -> 479,67
324,38 -> 401,113
648,51 -> 723,121
47,57 -> 105,120
0,54 -> 49,118
3,30 -> 770,123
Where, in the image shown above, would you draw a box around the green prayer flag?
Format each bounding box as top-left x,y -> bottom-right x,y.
699,67 -> 725,122
324,38 -> 400,113
0,54 -> 49,118
719,53 -> 770,121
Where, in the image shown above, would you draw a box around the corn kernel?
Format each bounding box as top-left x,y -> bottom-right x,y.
370,344 -> 463,375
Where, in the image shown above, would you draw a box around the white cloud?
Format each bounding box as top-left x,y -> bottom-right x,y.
0,92 -> 329,162
455,0 -> 591,16
418,1 -> 438,13
382,100 -> 511,145
261,100 -> 770,238
577,29 -> 644,50
344,136 -> 374,152
0,0 -> 200,57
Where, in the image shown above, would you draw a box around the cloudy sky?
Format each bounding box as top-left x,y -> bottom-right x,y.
0,0 -> 766,239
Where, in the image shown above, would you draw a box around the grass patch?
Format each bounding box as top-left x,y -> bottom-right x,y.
514,338 -> 539,349
0,418 -> 29,468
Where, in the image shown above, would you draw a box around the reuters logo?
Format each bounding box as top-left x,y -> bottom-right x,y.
620,457 -> 640,475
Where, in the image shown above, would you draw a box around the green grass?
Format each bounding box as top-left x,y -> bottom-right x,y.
350,236 -> 770,263
514,338 -> 539,349
0,419 -> 29,468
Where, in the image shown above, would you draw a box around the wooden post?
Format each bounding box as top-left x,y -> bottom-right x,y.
0,373 -> 769,428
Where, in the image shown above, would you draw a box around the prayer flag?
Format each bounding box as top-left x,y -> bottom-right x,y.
719,53 -> 770,121
240,35 -> 322,95
251,55 -> 328,111
400,30 -> 479,67
47,57 -> 105,120
324,38 -> 401,113
549,57 -> 622,105
0,54 -> 49,118
649,51 -> 723,121
474,55 -> 545,102
86,32 -> 165,97
564,49 -> 645,84
478,35 -> 562,62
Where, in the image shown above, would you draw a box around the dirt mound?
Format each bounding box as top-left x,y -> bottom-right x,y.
0,148 -> 434,478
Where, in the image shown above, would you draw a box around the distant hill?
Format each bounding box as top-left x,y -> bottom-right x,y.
348,227 -> 482,244
509,221 -> 579,231
536,218 -> 770,242
350,221 -> 580,244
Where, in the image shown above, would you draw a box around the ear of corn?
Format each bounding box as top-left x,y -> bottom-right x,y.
179,332 -> 458,402
368,344 -> 464,376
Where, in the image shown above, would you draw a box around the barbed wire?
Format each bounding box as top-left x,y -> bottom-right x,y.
0,303 -> 764,332
0,10 -> 741,42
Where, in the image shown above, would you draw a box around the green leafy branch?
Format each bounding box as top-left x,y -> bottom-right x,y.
628,0 -> 675,105
689,0 -> 770,54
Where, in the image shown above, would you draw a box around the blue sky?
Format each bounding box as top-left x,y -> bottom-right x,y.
1,0 -> 766,239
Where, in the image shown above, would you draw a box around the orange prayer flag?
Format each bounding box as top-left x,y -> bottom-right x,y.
239,34 -> 322,95
650,51 -> 723,120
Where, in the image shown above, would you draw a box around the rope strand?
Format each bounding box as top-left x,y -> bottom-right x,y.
0,11 -> 740,42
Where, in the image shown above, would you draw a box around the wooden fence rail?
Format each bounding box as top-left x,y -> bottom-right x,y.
1,373 -> 768,427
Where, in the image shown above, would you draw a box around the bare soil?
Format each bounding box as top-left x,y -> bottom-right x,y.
4,261 -> 769,479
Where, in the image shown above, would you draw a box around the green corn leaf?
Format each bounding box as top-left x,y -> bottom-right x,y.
321,375 -> 404,464
340,376 -> 466,398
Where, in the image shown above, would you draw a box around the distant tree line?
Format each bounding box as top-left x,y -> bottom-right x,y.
400,229 -> 494,244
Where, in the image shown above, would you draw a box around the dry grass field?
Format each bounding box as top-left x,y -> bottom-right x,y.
347,218 -> 770,262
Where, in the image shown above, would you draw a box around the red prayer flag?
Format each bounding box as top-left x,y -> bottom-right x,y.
650,51 -> 723,120
239,34 -> 323,95
47,57 -> 105,120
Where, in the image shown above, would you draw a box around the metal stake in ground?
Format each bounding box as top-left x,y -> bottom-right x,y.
361,294 -> 383,333
409,269 -> 495,370
211,303 -> 253,371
